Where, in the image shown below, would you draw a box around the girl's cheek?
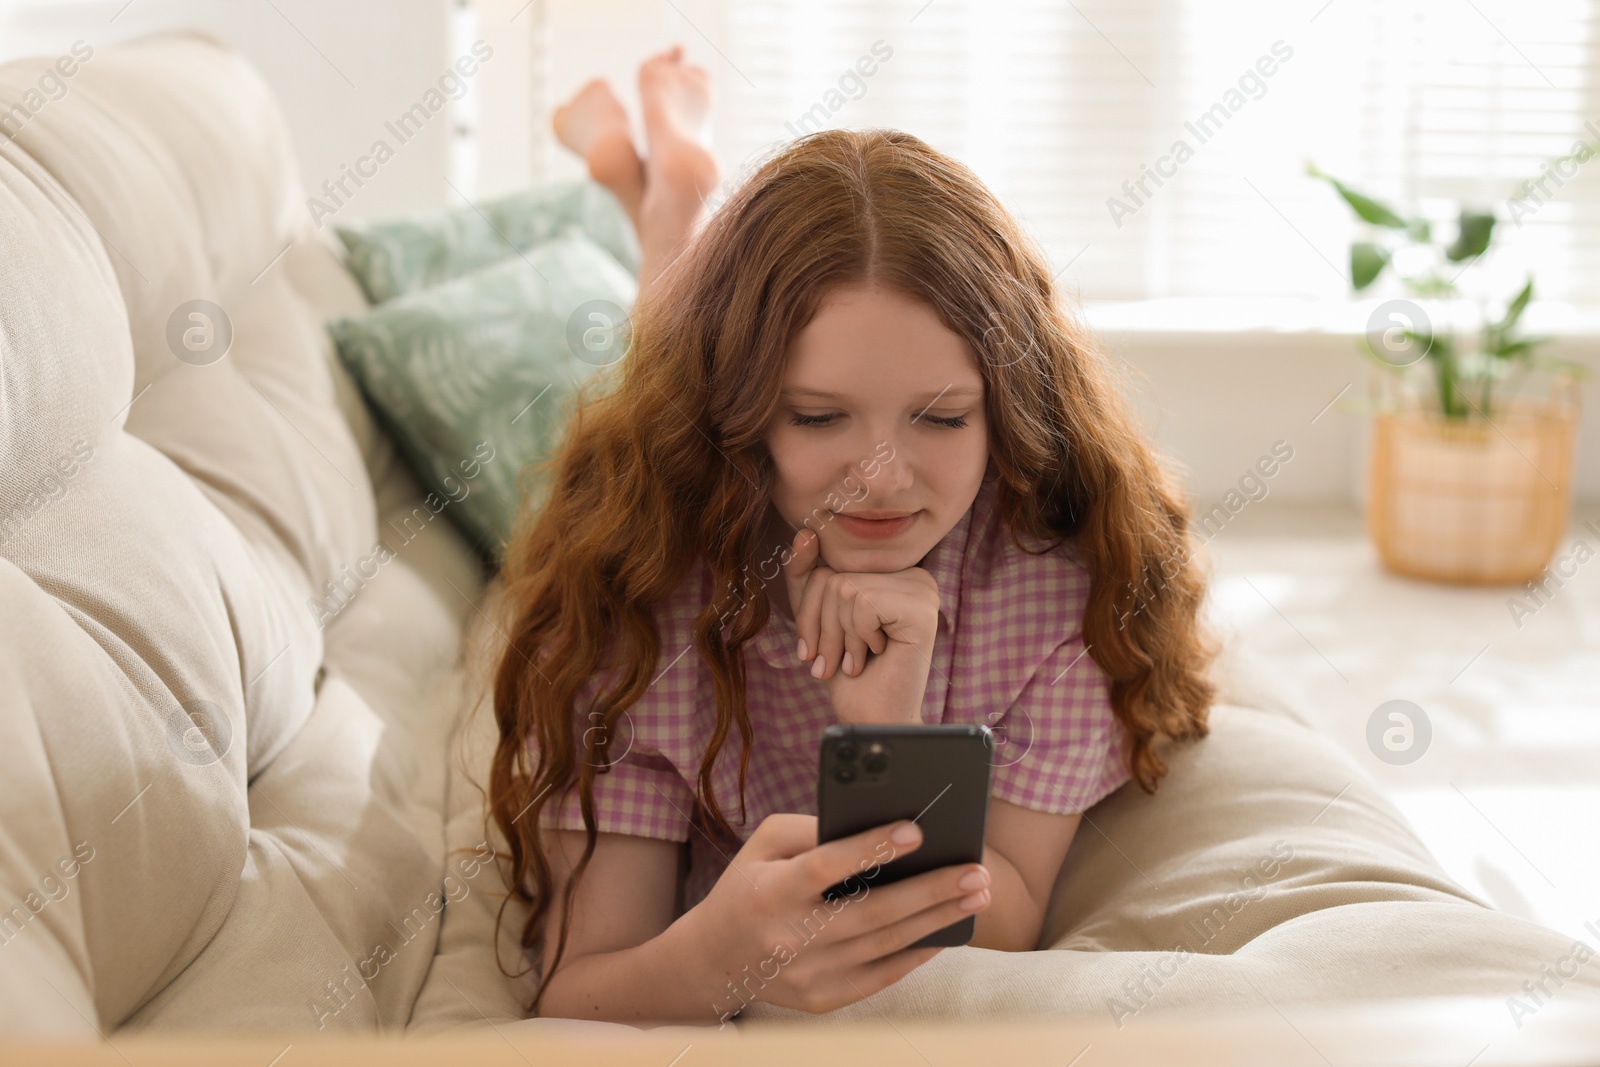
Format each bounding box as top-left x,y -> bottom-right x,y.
772,437 -> 827,493
936,423 -> 987,468
767,455 -> 818,525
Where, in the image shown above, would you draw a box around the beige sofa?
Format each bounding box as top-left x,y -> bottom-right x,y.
1,32 -> 1595,1042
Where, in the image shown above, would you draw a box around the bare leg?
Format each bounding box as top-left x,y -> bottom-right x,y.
552,47 -> 720,303
552,78 -> 646,229
635,45 -> 720,301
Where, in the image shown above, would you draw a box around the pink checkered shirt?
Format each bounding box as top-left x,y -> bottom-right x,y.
536,471 -> 1131,912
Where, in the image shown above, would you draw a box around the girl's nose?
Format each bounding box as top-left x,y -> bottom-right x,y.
862,437 -> 912,496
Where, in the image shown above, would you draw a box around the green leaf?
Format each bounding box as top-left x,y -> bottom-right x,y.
1493,340 -> 1533,358
1490,335 -> 1549,359
1307,162 -> 1409,227
1406,217 -> 1432,243
1498,277 -> 1533,331
1408,275 -> 1458,297
1335,181 -> 1409,228
1351,241 -> 1390,290
1446,210 -> 1495,262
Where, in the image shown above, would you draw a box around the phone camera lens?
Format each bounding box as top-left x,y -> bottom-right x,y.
835,742 -> 857,762
862,752 -> 888,775
833,763 -> 856,783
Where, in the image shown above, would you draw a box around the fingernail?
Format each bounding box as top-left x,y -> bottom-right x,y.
797,638 -> 808,662
841,650 -> 854,675
958,868 -> 989,892
958,889 -> 989,912
811,655 -> 825,678
891,822 -> 920,845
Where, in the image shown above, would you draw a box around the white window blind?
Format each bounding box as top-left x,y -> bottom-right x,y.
1347,0 -> 1600,307
691,0 -> 1600,306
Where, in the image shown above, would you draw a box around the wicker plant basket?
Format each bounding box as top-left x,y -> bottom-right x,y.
1366,381 -> 1580,586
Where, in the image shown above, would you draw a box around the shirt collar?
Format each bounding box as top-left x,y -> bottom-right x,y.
918,481 -> 980,633
754,601 -> 801,670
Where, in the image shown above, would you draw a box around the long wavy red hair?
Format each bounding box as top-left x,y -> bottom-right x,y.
481,127 -> 1217,1013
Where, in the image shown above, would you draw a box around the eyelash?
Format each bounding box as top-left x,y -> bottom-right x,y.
788,412 -> 970,429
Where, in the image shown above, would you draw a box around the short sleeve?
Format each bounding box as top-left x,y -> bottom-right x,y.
987,634 -> 1132,814
539,746 -> 697,842
533,623 -> 705,842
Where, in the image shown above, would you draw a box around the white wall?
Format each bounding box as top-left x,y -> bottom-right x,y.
1087,313 -> 1600,510
0,0 -> 461,223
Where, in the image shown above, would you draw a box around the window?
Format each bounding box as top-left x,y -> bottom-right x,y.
8,0 -> 1580,305
692,0 -> 1600,307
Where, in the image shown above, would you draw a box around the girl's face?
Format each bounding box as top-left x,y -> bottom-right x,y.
762,283 -> 990,574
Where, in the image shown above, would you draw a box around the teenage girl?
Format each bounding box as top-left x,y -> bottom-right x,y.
486,44 -> 1217,1027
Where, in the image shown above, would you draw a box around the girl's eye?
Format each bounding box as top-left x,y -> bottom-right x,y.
790,412 -> 972,428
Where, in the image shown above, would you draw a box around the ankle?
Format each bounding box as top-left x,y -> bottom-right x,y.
645,137 -> 719,205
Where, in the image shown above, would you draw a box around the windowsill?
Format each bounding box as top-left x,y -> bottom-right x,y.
1077,297 -> 1600,337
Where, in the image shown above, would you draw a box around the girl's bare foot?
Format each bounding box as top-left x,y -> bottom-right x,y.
639,44 -> 714,153
635,45 -> 720,297
552,78 -> 645,228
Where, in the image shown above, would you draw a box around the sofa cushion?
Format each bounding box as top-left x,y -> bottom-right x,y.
335,180 -> 639,304
407,622 -> 1600,1032
327,229 -> 637,561
0,31 -> 478,1036
724,635 -> 1600,1021
733,697 -> 1600,1022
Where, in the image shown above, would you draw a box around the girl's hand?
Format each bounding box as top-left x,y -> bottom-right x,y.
782,526 -> 941,726
685,813 -> 991,1016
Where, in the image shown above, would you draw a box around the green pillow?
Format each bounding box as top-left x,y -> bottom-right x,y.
335,179 -> 641,304
326,229 -> 637,563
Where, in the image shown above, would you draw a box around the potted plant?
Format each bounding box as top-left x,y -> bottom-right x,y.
1308,161 -> 1588,585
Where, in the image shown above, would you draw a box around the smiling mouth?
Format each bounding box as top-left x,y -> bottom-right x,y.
832,510 -> 920,539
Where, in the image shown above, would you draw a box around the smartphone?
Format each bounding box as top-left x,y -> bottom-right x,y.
816,722 -> 995,947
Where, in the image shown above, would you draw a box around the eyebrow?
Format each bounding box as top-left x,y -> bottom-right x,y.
780,384 -> 984,402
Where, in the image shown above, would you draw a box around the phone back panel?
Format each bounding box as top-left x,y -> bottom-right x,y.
816,723 -> 994,947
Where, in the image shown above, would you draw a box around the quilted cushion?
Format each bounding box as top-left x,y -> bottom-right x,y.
0,31 -> 478,1036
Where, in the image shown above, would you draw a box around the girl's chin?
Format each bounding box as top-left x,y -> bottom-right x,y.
819,538 -> 930,573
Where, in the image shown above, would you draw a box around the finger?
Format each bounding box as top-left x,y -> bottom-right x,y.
841,631 -> 870,678
842,889 -> 985,966
782,527 -> 820,659
823,858 -> 984,943
837,580 -> 871,677
813,576 -> 848,680
874,595 -> 927,651
794,552 -> 832,671
843,580 -> 889,671
747,812 -> 821,861
800,818 -> 920,897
